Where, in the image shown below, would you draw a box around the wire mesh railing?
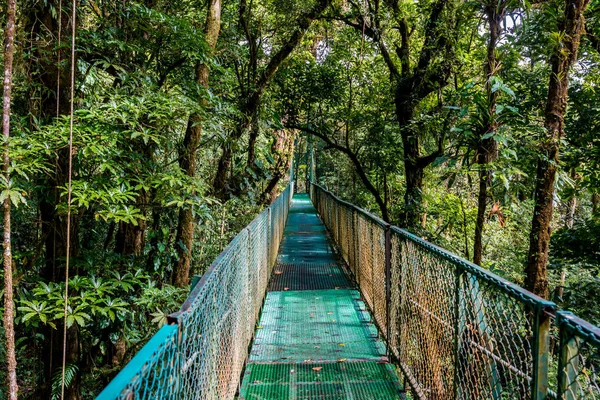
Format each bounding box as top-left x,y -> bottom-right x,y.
311,183 -> 600,400
557,312 -> 600,399
97,182 -> 293,400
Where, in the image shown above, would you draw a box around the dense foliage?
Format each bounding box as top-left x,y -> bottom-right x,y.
0,0 -> 598,398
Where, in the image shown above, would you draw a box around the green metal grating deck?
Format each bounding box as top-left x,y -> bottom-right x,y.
240,194 -> 403,399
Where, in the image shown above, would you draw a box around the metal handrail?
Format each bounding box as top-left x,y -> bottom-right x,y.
97,182 -> 294,400
310,182 -> 600,400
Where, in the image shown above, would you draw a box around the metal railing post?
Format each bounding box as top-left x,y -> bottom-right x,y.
385,225 -> 392,353
453,267 -> 464,399
337,203 -> 341,244
532,304 -> 552,400
371,223 -> 376,320
557,311 -> 578,400
267,207 -> 272,269
244,227 -> 252,348
352,209 -> 358,283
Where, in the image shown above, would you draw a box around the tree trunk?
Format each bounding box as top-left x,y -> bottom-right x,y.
173,0 -> 221,287
58,324 -> 80,400
27,0 -> 74,120
395,93 -> 447,228
473,5 -> 503,265
395,95 -> 429,228
525,0 -> 589,298
565,196 -> 577,229
114,139 -> 154,257
473,169 -> 490,265
402,159 -> 424,228
115,217 -> 146,256
213,145 -> 232,197
261,130 -> 294,203
2,0 -> 19,397
246,108 -> 261,171
592,192 -> 599,215
40,154 -> 81,280
213,97 -> 259,197
144,196 -> 163,275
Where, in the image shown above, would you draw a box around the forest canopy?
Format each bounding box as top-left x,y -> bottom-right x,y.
0,0 -> 599,398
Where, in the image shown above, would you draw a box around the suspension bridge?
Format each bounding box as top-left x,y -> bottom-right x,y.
97,181 -> 600,399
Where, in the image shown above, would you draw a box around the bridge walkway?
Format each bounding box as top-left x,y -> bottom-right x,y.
240,194 -> 403,399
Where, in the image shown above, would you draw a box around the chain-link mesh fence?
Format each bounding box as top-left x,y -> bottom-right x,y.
557,312 -> 600,399
98,180 -> 600,400
97,183 -> 293,400
310,183 -> 600,400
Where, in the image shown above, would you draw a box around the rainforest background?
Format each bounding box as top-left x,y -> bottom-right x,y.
0,0 -> 599,397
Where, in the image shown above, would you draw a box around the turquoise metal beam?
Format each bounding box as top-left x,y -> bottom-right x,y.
96,324 -> 178,400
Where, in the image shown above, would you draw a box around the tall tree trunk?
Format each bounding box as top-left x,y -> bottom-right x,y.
2,0 -> 19,397
474,169 -> 490,264
114,138 -> 155,257
565,196 -> 577,229
246,108 -> 261,171
261,130 -> 294,203
144,188 -> 163,274
473,4 -> 503,265
114,217 -> 146,256
525,0 -> 589,298
397,101 -> 429,228
212,95 -> 260,197
389,0 -> 454,229
173,0 -> 221,287
402,159 -> 425,228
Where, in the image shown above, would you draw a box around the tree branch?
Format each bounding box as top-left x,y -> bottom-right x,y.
326,6 -> 400,78
415,0 -> 449,78
255,0 -> 332,96
157,57 -> 187,88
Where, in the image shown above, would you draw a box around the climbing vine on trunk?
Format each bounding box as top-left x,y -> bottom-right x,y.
2,0 -> 19,397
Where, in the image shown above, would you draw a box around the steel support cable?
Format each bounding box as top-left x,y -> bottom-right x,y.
60,0 -> 77,398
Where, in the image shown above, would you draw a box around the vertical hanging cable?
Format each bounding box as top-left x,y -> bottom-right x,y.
57,0 -> 62,118
60,0 -> 76,398
49,0 -> 63,374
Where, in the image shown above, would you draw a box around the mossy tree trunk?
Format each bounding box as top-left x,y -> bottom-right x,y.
525,0 -> 589,298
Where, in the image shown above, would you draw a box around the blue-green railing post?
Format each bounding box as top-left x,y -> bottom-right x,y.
532,304 -> 552,399
557,311 -> 578,400
385,225 -> 392,358
336,201 -> 341,245
453,266 -> 464,399
352,209 -> 358,284
267,207 -> 272,268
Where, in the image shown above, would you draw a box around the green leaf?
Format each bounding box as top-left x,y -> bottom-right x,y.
481,131 -> 496,140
